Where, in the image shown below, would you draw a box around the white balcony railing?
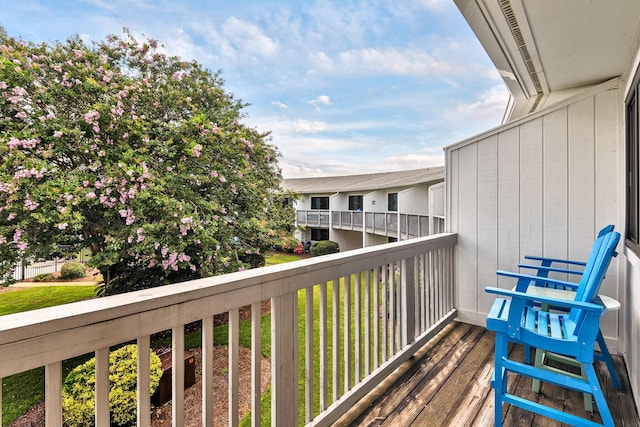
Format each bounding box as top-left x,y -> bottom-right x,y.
0,233 -> 457,426
296,210 -> 330,228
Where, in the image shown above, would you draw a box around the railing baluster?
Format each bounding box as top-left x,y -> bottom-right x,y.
172,325 -> 185,427
319,282 -> 328,411
45,361 -> 62,427
381,264 -> 388,363
364,269 -> 371,375
343,274 -> 352,394
354,273 -> 362,383
251,302 -> 261,427
136,337 -> 151,427
373,267 -> 380,369
305,287 -> 314,423
271,293 -> 298,426
332,276 -> 340,403
202,316 -> 214,427
95,347 -> 110,426
389,262 -> 396,354
229,308 -> 239,427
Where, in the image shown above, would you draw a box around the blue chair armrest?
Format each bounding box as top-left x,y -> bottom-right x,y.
485,286 -> 605,313
524,255 -> 587,266
496,270 -> 579,291
517,264 -> 583,276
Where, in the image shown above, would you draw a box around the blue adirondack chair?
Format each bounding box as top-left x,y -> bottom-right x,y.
485,230 -> 620,426
514,225 -> 621,395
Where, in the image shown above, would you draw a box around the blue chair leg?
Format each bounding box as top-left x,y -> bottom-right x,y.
584,363 -> 615,426
493,333 -> 508,426
596,331 -> 622,390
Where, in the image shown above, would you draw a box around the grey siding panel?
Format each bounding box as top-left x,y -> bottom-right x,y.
497,127 -> 520,288
457,144 -> 479,314
542,108 -> 569,260
477,136 -> 498,313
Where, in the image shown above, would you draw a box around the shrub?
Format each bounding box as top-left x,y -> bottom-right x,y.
62,344 -> 163,427
33,273 -> 55,282
275,235 -> 300,253
60,262 -> 86,280
311,240 -> 340,256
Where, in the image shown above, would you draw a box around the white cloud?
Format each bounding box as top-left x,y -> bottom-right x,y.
221,17 -> 280,59
317,95 -> 331,105
454,84 -> 510,121
311,48 -> 462,78
272,101 -> 289,109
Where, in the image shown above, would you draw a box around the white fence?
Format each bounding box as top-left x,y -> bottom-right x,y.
0,233 -> 457,426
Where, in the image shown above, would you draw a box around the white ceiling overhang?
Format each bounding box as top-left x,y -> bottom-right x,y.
454,0 -> 640,103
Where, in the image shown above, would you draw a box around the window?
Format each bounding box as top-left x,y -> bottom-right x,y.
311,197 -> 329,210
627,67 -> 640,251
348,195 -> 363,211
311,228 -> 329,241
388,193 -> 398,212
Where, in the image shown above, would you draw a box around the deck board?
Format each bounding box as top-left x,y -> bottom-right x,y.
347,322 -> 639,427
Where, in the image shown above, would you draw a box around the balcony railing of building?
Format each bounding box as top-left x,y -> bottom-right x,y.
326,210 -> 444,239
0,233 -> 457,427
296,209 -> 330,228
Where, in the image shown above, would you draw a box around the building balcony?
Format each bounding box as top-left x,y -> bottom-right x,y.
1,233 -> 637,426
296,209 -> 445,240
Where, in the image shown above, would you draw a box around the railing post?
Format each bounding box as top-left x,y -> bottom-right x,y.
271,292 -> 298,426
400,257 -> 416,347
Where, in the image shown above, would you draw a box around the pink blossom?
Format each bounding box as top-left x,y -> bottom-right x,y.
24,195 -> 39,211
219,176 -> 227,183
57,223 -> 68,230
83,110 -> 100,124
210,171 -> 218,177
15,111 -> 27,120
136,228 -> 145,242
7,212 -> 16,221
86,191 -> 96,199
53,131 -> 63,138
193,144 -> 202,158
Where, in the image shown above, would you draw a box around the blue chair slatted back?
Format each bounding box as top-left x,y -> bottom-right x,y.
570,230 -> 620,326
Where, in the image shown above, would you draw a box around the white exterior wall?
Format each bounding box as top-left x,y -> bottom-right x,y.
445,79 -> 625,355
399,186 -> 429,214
365,190 -> 386,212
430,182 -> 445,217
331,229 -> 364,252
330,193 -> 344,210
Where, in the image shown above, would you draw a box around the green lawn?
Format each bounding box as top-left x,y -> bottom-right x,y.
0,285 -> 96,316
1,286 -> 97,426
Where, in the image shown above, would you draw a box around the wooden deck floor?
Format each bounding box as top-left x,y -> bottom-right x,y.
344,321 -> 639,427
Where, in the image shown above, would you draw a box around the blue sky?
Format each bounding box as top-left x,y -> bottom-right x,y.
0,0 -> 508,178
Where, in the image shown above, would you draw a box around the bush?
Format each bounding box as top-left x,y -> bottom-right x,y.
33,273 -> 55,282
275,235 -> 300,253
62,344 -> 163,427
311,240 -> 340,256
60,262 -> 86,280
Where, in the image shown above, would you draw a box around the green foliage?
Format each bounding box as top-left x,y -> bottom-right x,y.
32,272 -> 55,282
0,29 -> 284,295
62,345 -> 162,427
60,262 -> 86,279
310,240 -> 340,256
274,235 -> 300,253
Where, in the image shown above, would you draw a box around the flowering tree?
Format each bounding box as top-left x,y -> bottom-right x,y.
0,29 -> 284,294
